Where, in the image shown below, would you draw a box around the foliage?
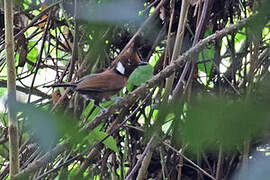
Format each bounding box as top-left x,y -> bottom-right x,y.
126,64 -> 153,91
0,0 -> 270,179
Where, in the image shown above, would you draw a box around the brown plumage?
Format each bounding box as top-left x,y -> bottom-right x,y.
46,45 -> 147,106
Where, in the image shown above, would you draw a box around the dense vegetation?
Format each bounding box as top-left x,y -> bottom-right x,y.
0,0 -> 270,179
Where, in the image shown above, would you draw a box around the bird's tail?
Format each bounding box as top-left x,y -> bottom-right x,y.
43,83 -> 76,88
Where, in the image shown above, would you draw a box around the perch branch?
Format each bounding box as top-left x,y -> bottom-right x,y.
13,18 -> 247,179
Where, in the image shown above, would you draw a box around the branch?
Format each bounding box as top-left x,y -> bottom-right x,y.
111,0 -> 167,66
67,0 -> 78,82
162,141 -> 216,180
5,0 -> 19,177
163,0 -> 190,101
82,18 -> 247,133
13,18 -> 247,179
0,80 -> 50,99
27,10 -> 52,103
14,142 -> 69,180
125,137 -> 154,180
13,1 -> 61,41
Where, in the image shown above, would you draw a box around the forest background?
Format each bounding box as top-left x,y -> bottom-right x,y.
0,0 -> 270,179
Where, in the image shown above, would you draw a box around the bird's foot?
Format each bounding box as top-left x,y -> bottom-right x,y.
95,104 -> 108,113
111,96 -> 122,103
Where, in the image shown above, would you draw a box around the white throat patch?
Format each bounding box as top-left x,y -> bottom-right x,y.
116,61 -> 125,75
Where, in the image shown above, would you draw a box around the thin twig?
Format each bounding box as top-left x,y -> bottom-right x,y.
12,18 -> 248,179
83,18 -> 247,133
111,0 -> 167,67
163,0 -> 190,101
125,136 -> 154,180
163,141 -> 216,180
76,92 -> 152,175
215,144 -> 223,180
27,10 -> 52,103
13,1 -> 61,41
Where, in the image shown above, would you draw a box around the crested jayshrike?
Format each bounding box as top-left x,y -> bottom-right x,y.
46,45 -> 148,107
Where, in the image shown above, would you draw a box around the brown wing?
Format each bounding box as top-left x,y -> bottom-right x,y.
75,70 -> 127,92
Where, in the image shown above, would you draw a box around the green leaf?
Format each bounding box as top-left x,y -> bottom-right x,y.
149,46 -> 162,67
177,96 -> 269,153
15,53 -> 19,66
235,27 -> 246,43
127,64 -> 153,90
198,45 -> 214,76
198,27 -> 214,75
80,101 -> 95,119
27,41 -> 39,64
0,88 -> 6,98
147,76 -> 270,154
197,61 -> 213,76
88,128 -> 119,153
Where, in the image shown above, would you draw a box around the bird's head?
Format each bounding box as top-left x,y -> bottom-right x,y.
113,43 -> 148,77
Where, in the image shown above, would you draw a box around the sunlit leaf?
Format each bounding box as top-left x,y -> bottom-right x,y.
27,41 -> 39,64
198,27 -> 214,75
235,27 -> 246,43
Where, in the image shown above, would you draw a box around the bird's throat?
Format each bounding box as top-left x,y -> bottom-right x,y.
115,61 -> 125,75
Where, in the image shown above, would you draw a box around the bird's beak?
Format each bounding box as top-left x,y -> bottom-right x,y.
138,61 -> 148,66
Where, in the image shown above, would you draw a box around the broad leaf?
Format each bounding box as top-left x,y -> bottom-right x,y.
126,64 -> 153,91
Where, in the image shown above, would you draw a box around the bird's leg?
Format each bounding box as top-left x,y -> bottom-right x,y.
94,100 -> 107,112
110,96 -> 122,103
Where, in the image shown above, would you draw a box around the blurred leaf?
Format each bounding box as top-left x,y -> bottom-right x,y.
10,101 -> 82,152
232,150 -> 270,180
77,0 -> 144,24
147,85 -> 270,154
149,46 -> 162,67
178,96 -> 269,153
145,101 -> 181,140
15,53 -> 19,66
0,88 -> 6,98
247,0 -> 270,42
127,64 -> 153,91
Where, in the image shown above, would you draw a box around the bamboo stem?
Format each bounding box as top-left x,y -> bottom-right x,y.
5,0 -> 19,178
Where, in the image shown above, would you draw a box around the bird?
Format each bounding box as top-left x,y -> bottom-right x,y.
45,45 -> 148,108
